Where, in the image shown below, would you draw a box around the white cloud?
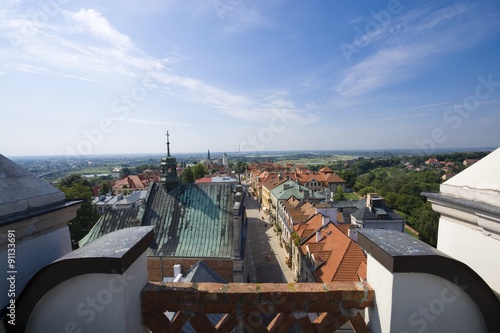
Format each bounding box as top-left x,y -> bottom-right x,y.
334,2 -> 497,98
63,8 -> 133,50
0,5 -> 316,128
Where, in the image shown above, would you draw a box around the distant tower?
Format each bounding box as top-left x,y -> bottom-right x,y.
207,149 -> 211,161
222,153 -> 229,167
161,131 -> 179,192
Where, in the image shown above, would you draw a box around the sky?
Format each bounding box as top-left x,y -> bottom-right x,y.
1,0 -> 500,157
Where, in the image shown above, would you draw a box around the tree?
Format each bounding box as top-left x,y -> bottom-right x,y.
334,185 -> 346,201
410,202 -> 440,247
180,166 -> 195,183
57,175 -> 99,246
192,163 -> 208,180
120,167 -> 132,178
100,181 -> 111,195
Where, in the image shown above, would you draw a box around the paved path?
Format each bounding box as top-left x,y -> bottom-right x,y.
245,194 -> 294,283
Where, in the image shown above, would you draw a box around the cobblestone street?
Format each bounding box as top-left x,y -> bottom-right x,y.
245,193 -> 294,283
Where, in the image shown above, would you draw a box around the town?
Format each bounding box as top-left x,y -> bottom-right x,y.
1,143 -> 498,332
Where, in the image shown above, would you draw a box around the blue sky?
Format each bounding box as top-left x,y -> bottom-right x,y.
1,0 -> 500,156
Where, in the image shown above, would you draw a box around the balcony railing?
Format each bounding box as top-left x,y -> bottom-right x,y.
142,281 -> 374,333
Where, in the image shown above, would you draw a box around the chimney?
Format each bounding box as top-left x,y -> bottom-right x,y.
316,229 -> 322,242
304,190 -> 310,199
348,227 -> 357,242
173,264 -> 181,278
322,215 -> 330,227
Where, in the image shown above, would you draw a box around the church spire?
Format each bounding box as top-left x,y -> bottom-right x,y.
166,131 -> 171,157
161,131 -> 179,192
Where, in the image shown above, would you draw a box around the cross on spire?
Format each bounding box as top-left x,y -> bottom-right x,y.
166,131 -> 171,157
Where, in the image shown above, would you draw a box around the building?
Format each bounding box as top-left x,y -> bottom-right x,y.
272,180 -> 325,235
80,134 -> 248,283
112,174 -> 151,194
298,222 -> 366,283
92,190 -> 148,213
0,154 -> 82,313
195,175 -> 238,184
349,193 -> 405,241
295,167 -> 346,194
425,148 -> 500,294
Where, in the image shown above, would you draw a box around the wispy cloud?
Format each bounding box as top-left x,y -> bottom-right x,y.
334,2 -> 498,98
0,5 -> 316,126
110,118 -> 190,126
9,63 -> 49,74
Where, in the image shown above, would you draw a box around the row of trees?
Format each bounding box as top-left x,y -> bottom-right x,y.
180,163 -> 208,183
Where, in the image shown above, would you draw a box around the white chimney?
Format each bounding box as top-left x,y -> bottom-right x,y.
348,228 -> 358,242
322,215 -> 330,227
316,229 -> 322,242
173,264 -> 181,278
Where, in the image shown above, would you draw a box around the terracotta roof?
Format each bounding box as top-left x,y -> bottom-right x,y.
319,166 -> 333,173
262,176 -> 287,191
112,175 -> 149,191
357,261 -> 367,281
195,177 -> 213,183
302,223 -> 366,283
293,214 -> 324,240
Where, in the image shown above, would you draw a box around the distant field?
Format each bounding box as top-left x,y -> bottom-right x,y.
277,155 -> 357,165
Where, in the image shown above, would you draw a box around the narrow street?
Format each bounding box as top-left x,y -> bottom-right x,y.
245,192 -> 294,283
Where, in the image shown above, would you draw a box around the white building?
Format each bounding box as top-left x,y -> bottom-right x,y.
424,147 -> 500,294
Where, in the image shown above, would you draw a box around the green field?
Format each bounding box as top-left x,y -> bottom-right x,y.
277,155 -> 357,165
343,192 -> 360,200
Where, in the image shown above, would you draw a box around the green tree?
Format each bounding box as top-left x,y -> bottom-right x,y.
334,185 -> 346,201
57,175 -> 99,246
100,181 -> 111,195
180,166 -> 195,183
410,202 -> 440,247
120,167 -> 132,178
192,163 -> 208,180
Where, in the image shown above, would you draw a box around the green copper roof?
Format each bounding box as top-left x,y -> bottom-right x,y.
144,183 -> 237,258
79,183 -> 243,259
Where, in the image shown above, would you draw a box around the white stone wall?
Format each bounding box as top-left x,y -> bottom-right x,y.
0,226 -> 72,309
26,253 -> 148,333
437,216 -> 500,294
366,254 -> 487,333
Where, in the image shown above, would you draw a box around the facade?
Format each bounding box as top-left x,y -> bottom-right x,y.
272,180 -> 325,236
295,167 -> 346,194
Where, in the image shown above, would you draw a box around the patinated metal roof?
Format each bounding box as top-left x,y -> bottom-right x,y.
143,183 -> 237,258
80,182 -> 240,259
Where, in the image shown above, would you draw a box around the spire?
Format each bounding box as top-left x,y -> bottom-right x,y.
166,131 -> 171,157
207,149 -> 211,161
161,131 -> 179,192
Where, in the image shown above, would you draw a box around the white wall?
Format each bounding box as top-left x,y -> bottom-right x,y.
366,254 -> 487,333
438,217 -> 500,294
26,253 -> 148,333
1,226 -> 72,309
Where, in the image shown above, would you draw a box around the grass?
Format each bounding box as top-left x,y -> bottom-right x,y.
343,192 -> 360,200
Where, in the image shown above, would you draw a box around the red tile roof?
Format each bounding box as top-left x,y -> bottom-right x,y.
301,223 -> 366,283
